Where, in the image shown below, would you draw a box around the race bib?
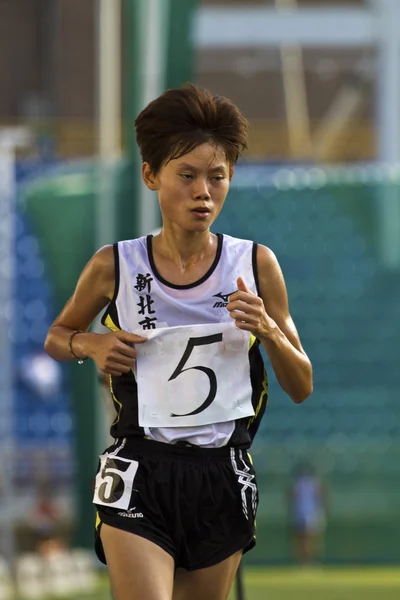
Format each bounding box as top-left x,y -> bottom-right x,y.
93,454 -> 138,510
135,322 -> 255,428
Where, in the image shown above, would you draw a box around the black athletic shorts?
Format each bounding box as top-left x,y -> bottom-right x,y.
94,437 -> 258,571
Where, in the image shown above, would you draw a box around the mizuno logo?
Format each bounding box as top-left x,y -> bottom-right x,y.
118,508 -> 144,519
212,291 -> 235,308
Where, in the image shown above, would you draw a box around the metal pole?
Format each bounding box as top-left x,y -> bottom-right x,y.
235,563 -> 245,600
375,0 -> 400,268
97,0 -> 122,454
98,0 -> 121,247
137,0 -> 169,236
275,0 -> 312,159
165,0 -> 198,90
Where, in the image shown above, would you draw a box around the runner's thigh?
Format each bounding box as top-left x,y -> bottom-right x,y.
101,524 -> 175,600
173,550 -> 242,600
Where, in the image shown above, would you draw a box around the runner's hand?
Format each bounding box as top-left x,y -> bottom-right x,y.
227,277 -> 277,341
87,330 -> 148,376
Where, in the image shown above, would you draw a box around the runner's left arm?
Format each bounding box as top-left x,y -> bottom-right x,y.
226,244 -> 313,404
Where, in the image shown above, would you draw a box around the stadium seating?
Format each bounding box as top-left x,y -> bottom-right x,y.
217,177 -> 400,479
13,211 -> 74,482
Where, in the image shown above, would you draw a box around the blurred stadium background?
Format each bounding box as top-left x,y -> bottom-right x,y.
1,0 -> 400,598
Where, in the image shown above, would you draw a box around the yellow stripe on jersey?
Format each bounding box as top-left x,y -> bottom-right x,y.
110,376 -> 122,426
247,368 -> 268,428
249,334 -> 257,350
104,313 -> 120,332
104,313 -> 136,376
104,312 -> 124,426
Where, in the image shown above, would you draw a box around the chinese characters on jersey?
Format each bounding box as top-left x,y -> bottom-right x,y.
134,273 -> 158,330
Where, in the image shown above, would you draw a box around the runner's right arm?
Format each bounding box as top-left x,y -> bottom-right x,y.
44,245 -> 147,376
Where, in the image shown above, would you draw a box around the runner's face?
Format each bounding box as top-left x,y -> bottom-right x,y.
144,143 -> 232,232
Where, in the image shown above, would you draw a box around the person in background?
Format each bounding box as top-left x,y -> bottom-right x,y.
288,463 -> 327,566
26,480 -> 66,556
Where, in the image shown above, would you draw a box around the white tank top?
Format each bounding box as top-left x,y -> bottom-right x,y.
104,233 -> 260,447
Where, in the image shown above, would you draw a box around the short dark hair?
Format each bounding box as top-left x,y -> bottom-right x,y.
135,83 -> 248,174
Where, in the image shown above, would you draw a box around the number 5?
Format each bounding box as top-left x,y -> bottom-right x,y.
169,333 -> 223,418
93,457 -> 138,510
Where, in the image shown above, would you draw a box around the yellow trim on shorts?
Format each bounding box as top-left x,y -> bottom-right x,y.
95,511 -> 102,530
